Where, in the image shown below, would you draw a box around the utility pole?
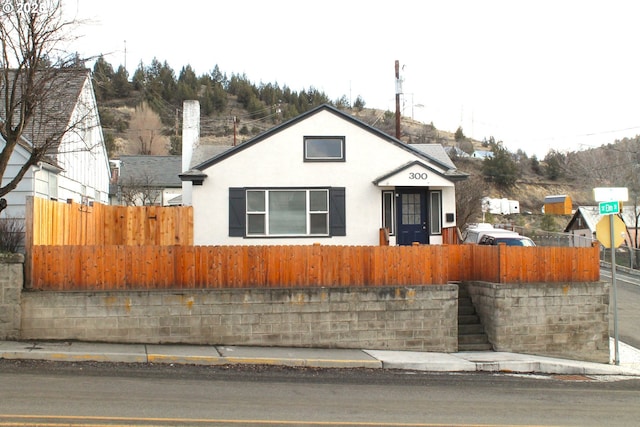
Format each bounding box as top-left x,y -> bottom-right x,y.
395,60 -> 401,139
233,116 -> 237,146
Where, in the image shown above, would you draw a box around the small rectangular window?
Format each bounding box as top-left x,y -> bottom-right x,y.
382,191 -> 395,235
430,191 -> 442,235
304,137 -> 345,161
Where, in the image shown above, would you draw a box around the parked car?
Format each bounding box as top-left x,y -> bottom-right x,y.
462,223 -> 520,244
477,233 -> 536,246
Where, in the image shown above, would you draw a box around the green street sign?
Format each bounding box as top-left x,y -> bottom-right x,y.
599,200 -> 620,215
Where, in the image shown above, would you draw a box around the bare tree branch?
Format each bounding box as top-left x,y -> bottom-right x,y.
0,1 -> 95,213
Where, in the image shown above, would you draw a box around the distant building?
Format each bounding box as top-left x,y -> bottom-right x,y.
482,197 -> 520,215
564,205 -> 639,247
543,194 -> 572,215
472,150 -> 494,159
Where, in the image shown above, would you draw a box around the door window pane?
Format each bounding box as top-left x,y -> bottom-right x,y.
401,193 -> 421,225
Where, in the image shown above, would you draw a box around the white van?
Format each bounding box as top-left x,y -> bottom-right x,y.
462,223 -> 520,244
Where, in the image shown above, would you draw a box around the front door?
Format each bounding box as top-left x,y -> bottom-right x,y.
396,189 -> 428,245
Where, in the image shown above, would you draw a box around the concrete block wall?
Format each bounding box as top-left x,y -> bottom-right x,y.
20,285 -> 459,352
466,281 -> 610,363
0,253 -> 23,340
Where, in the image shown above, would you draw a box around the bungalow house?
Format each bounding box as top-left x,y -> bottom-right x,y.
0,69 -> 111,246
180,103 -> 468,246
564,205 -> 640,247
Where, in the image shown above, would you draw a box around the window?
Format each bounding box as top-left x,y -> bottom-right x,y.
429,191 -> 442,235
246,189 -> 329,236
304,137 -> 345,161
382,191 -> 395,235
230,187 -> 345,238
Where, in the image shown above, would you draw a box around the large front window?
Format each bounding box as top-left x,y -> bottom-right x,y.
247,189 -> 329,236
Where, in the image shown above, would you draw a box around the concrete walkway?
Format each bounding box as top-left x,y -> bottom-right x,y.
1,338 -> 639,377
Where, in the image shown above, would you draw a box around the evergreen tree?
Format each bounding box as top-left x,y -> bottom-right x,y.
92,55 -> 114,100
112,65 -> 131,98
481,139 -> 518,188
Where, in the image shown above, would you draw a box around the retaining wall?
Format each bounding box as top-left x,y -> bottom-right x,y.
19,286 -> 458,351
0,254 -> 23,340
1,256 -> 611,361
466,281 -> 610,363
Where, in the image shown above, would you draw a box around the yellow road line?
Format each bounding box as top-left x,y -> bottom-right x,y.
0,414 -> 562,427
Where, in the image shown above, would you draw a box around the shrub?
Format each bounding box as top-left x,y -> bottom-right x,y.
0,216 -> 24,253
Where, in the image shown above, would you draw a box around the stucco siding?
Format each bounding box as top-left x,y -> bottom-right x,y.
191,109 -> 457,246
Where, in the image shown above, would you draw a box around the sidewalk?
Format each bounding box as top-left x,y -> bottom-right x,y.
1,338 -> 639,377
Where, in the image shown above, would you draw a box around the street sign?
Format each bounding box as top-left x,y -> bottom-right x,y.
599,200 -> 620,215
594,187 -> 629,202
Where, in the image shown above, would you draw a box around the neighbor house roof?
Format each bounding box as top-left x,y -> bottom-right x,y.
0,68 -> 91,152
182,104 -> 468,181
119,155 -> 182,188
564,205 -> 640,233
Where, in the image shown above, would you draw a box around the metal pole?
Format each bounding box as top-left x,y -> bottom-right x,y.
395,60 -> 401,139
610,213 -> 620,365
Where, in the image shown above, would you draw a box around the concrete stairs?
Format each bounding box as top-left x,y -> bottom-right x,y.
458,285 -> 492,351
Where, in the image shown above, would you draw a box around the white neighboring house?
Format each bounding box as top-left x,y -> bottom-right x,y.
180,103 -> 468,246
0,69 -> 111,240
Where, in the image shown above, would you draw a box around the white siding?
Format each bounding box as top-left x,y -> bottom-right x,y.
53,77 -> 111,204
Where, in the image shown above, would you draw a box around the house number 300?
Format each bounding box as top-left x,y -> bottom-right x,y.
409,172 -> 428,180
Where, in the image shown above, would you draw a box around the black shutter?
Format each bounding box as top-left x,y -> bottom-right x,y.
329,187 -> 346,236
229,188 -> 246,237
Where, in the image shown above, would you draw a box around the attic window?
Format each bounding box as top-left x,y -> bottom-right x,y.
304,137 -> 345,161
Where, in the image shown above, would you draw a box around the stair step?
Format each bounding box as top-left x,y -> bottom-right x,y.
458,342 -> 493,351
459,323 -> 484,335
458,314 -> 480,325
458,295 -> 472,303
458,305 -> 476,315
458,334 -> 490,345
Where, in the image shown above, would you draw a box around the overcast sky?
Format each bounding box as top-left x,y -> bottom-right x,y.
66,0 -> 640,158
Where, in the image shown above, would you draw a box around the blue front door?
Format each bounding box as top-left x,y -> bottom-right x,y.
396,189 -> 428,245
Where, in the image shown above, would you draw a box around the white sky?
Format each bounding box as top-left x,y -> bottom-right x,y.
64,0 -> 640,158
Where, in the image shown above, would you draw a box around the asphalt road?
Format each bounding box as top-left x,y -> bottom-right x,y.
1,359 -> 639,426
600,266 -> 640,349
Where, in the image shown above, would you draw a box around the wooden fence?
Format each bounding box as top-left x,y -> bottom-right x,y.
28,243 -> 601,291
26,197 -> 193,246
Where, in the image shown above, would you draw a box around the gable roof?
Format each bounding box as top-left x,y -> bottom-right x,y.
119,155 -> 182,188
545,194 -> 571,204
1,68 -> 91,151
187,104 -> 466,177
373,160 -> 466,185
564,205 -> 640,233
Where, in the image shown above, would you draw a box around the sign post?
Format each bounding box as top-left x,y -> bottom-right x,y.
594,187 -> 628,366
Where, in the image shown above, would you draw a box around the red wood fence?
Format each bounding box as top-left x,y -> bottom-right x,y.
28,243 -> 601,291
